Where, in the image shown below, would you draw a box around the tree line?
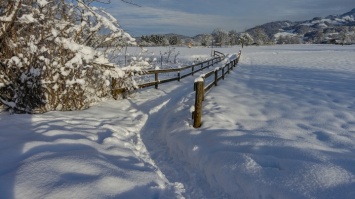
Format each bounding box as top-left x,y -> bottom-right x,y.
139,26 -> 355,47
139,29 -> 255,47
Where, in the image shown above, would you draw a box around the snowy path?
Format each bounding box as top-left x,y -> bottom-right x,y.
128,75 -> 227,199
0,52 -> 228,199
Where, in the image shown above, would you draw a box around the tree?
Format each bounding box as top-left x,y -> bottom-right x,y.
315,31 -> 324,43
201,34 -> 212,46
238,33 -> 254,47
169,35 -> 178,45
148,34 -> 165,46
0,0 -> 140,113
212,28 -> 229,46
229,30 -> 238,46
276,35 -> 301,44
252,28 -> 271,45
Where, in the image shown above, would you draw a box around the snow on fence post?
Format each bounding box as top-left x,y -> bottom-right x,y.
236,50 -> 241,66
193,77 -> 204,128
155,72 -> 159,89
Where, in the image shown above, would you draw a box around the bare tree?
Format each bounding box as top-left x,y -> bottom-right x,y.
201,34 -> 212,46
229,30 -> 238,46
212,28 -> 229,46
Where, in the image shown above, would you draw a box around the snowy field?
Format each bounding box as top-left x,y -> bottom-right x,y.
1,45 -> 355,199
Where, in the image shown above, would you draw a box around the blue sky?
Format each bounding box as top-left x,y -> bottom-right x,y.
101,0 -> 354,36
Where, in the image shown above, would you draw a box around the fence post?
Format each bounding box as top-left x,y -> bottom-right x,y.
214,70 -> 218,86
193,80 -> 204,128
111,77 -> 117,99
155,72 -> 158,89
178,70 -> 181,82
222,67 -> 225,80
192,66 -> 194,76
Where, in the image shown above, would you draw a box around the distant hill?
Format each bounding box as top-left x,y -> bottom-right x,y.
136,9 -> 355,46
245,8 -> 355,44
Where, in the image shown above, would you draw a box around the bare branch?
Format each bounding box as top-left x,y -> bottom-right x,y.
121,0 -> 142,7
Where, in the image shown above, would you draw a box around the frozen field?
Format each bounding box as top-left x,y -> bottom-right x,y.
1,44 -> 355,199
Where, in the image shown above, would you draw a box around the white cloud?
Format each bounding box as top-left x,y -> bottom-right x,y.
102,0 -> 355,36
106,4 -> 239,35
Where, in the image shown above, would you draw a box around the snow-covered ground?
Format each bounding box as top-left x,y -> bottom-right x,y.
1,45 -> 355,199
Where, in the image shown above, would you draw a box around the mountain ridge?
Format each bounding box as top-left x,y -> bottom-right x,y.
245,8 -> 355,44
136,8 -> 355,45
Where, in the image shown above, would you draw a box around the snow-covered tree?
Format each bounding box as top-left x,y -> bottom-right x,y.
201,34 -> 212,46
250,28 -> 271,45
238,33 -> 254,47
212,28 -> 229,46
0,0 -> 141,113
229,30 -> 238,46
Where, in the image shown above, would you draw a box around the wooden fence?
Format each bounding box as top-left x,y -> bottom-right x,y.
193,50 -> 241,128
112,51 -> 225,98
138,51 -> 225,89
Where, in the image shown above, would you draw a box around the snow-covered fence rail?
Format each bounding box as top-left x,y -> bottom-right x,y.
111,51 -> 225,98
140,51 -> 225,89
193,50 -> 241,128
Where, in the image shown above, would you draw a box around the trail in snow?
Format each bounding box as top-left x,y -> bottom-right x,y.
0,47 -> 234,199
128,69 -> 229,199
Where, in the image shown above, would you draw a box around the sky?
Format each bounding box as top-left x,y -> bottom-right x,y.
100,0 -> 355,37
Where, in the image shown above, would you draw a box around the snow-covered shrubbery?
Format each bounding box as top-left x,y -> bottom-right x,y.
0,0 -> 140,113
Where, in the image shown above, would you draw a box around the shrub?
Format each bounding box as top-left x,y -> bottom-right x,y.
0,0 -> 138,113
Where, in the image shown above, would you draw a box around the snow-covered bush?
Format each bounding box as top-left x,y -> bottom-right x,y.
238,33 -> 254,47
0,0 -> 138,113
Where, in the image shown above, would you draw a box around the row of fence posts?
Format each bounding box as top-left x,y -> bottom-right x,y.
153,57 -> 221,89
111,51 -> 225,98
193,51 -> 241,128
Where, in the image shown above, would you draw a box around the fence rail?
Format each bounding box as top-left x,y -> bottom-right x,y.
139,51 -> 225,89
193,50 -> 241,128
112,51 -> 226,98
